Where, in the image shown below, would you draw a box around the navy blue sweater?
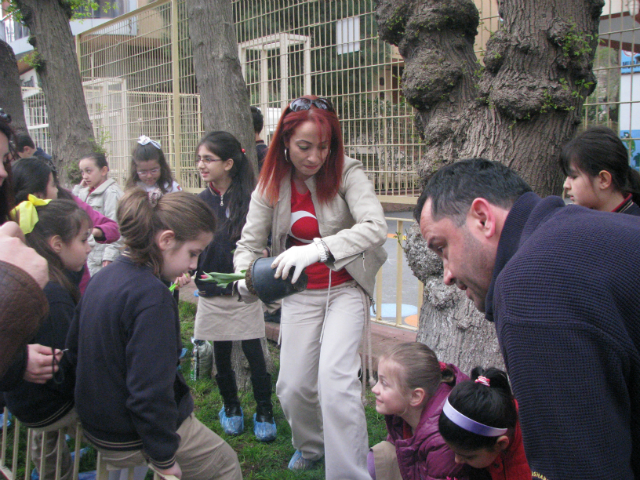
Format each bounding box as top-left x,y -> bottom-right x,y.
486,192 -> 640,479
194,186 -> 238,297
66,256 -> 192,469
2,280 -> 76,427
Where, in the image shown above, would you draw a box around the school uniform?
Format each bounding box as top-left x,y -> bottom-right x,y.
66,256 -> 241,479
3,276 -> 79,480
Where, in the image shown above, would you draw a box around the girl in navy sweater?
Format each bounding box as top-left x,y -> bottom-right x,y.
193,131 -> 275,441
560,126 -> 640,215
67,189 -> 242,480
4,198 -> 92,480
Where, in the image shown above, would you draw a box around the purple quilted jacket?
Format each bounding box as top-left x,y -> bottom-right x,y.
385,364 -> 469,480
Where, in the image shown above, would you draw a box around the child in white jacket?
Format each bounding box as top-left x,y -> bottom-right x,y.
73,152 -> 124,275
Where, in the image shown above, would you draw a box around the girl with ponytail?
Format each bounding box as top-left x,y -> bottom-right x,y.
560,126 -> 640,215
67,190 -> 242,480
439,367 -> 531,480
369,342 -> 469,480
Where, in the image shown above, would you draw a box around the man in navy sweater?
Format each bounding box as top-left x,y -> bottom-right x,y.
416,159 -> 640,480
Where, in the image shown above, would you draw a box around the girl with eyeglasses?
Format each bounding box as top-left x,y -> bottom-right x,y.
234,95 -> 388,479
126,136 -> 182,196
193,131 -> 276,442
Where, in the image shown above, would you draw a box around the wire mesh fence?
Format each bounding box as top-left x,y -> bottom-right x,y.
16,0 -> 640,196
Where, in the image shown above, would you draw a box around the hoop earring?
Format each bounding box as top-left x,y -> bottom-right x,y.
284,147 -> 291,163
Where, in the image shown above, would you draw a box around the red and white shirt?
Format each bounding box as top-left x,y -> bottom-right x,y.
289,180 -> 352,289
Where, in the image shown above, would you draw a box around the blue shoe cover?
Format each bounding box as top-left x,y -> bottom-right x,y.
0,411 -> 12,430
218,406 -> 244,436
253,413 -> 277,442
288,450 -> 322,471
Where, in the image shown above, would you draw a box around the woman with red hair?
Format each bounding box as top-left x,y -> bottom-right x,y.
234,96 -> 387,479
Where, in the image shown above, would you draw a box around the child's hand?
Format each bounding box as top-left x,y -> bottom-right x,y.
24,344 -> 63,383
102,260 -> 112,267
172,273 -> 191,290
157,462 -> 182,479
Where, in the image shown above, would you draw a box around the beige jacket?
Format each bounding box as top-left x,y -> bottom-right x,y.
234,156 -> 387,298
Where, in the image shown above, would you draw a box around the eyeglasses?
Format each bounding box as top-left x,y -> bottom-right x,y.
195,155 -> 224,165
137,167 -> 160,177
287,97 -> 335,113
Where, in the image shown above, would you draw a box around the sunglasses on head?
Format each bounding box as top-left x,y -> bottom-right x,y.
0,108 -> 11,124
288,97 -> 335,113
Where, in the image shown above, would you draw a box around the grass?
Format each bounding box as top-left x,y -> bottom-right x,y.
2,301 -> 387,480
178,301 -> 388,479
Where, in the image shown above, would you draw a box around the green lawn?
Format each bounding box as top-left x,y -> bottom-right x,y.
178,301 -> 388,479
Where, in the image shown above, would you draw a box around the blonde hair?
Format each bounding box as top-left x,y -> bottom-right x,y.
117,189 -> 216,275
380,342 -> 455,397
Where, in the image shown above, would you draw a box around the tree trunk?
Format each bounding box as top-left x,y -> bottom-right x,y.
0,40 -> 27,132
186,0 -> 258,176
187,0 -> 268,388
377,0 -> 602,373
13,0 -> 96,184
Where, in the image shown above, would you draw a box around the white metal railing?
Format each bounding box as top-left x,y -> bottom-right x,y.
373,217 -> 422,331
0,408 -> 177,480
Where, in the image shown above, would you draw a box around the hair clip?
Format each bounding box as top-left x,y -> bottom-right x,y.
138,135 -> 161,150
241,148 -> 246,154
475,376 -> 490,387
147,189 -> 162,208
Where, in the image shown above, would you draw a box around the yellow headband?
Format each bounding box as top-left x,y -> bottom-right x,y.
10,195 -> 52,234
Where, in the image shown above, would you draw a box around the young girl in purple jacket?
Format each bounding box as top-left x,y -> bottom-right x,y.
369,342 -> 469,480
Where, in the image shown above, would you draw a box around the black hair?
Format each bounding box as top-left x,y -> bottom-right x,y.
251,106 -> 264,134
196,131 -> 256,239
439,367 -> 518,450
14,132 -> 35,152
80,152 -> 109,170
12,157 -> 53,203
25,199 -> 92,303
559,126 -> 640,204
414,159 -> 532,226
126,141 -> 174,194
0,117 -> 15,224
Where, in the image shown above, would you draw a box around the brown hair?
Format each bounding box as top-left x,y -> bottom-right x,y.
380,342 -> 456,398
117,189 -> 216,275
25,199 -> 92,303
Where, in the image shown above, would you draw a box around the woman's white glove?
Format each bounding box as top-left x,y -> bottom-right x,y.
272,244 -> 320,284
236,279 -> 258,304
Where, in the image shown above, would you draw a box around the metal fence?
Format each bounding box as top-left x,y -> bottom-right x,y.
16,0 -> 640,188
71,0 -> 422,199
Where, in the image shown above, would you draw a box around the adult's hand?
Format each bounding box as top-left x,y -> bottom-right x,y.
24,344 -> 63,383
236,279 -> 258,304
0,222 -> 48,288
272,244 -> 320,283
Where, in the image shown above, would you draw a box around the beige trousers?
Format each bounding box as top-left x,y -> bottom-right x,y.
278,282 -> 370,480
95,414 -> 241,480
31,409 -> 79,480
371,441 -> 403,480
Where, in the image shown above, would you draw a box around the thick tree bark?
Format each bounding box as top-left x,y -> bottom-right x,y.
186,0 -> 258,176
13,0 -> 96,184
187,0 -> 268,388
377,0 -> 602,373
0,40 -> 27,132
